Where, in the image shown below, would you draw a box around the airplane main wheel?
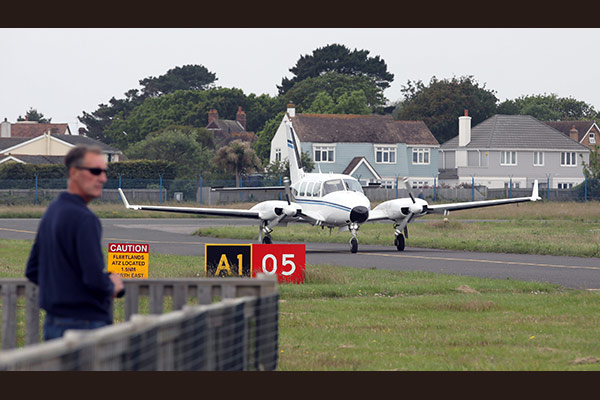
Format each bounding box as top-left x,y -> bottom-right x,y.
394,234 -> 405,251
350,238 -> 358,253
262,236 -> 272,244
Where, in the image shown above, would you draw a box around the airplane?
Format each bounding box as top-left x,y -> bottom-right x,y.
118,119 -> 541,253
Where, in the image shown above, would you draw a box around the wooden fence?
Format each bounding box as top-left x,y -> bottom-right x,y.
0,276 -> 278,350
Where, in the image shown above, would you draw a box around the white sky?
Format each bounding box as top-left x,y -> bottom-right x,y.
1,28 -> 599,131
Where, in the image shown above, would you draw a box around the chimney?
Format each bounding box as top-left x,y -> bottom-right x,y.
458,109 -> 471,147
236,106 -> 246,130
287,102 -> 295,118
1,118 -> 10,138
208,109 -> 219,124
569,125 -> 579,142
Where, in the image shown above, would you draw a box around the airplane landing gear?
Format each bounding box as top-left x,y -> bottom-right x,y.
349,222 -> 359,253
394,223 -> 405,251
259,221 -> 274,244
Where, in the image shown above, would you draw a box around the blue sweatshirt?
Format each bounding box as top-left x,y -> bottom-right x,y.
26,192 -> 114,323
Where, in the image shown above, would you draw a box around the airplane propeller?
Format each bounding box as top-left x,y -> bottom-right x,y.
265,177 -> 298,231
396,177 -> 427,236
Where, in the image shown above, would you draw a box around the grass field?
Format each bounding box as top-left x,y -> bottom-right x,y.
193,218 -> 600,258
1,239 -> 600,370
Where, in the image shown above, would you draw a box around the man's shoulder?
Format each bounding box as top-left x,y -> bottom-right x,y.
46,192 -> 97,220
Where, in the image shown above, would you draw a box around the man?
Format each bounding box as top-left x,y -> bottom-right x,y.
26,145 -> 124,341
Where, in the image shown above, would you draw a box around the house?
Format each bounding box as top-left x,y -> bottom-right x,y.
543,121 -> 599,152
1,118 -> 73,138
0,132 -> 123,165
270,104 -> 440,187
205,106 -> 257,147
438,111 -> 591,189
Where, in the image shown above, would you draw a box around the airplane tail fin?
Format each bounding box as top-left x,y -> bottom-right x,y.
531,179 -> 541,201
285,120 -> 305,185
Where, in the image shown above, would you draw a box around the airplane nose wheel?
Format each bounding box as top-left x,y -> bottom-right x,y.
349,223 -> 359,253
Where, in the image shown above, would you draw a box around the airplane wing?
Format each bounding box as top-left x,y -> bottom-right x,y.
118,188 -> 261,219
426,180 -> 541,214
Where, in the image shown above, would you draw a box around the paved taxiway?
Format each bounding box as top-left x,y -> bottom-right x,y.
1,218 -> 599,290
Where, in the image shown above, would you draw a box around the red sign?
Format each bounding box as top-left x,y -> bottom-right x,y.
251,244 -> 305,284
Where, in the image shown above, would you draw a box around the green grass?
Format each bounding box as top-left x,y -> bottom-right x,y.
193,218 -> 600,258
2,239 -> 600,370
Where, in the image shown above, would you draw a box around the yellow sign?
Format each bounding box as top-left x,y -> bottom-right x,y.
108,242 -> 149,279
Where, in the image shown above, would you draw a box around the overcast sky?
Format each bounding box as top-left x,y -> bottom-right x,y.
1,28 -> 599,131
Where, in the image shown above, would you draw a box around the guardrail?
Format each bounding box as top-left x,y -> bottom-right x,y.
0,277 -> 278,350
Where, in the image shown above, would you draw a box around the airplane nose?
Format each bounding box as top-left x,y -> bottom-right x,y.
350,206 -> 369,223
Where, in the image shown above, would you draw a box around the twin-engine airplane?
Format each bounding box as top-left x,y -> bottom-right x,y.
118,120 -> 541,253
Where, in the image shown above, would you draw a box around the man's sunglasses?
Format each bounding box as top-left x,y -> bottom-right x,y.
75,166 -> 108,176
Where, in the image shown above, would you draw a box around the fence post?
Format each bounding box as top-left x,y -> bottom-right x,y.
118,173 -> 122,189
34,174 -> 38,205
433,176 -> 437,202
546,175 -> 550,200
159,174 -> 163,204
509,177 -> 513,198
585,175 -> 588,202
199,175 -> 203,204
471,176 -> 475,201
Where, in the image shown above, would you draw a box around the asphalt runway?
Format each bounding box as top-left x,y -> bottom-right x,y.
1,218 -> 599,290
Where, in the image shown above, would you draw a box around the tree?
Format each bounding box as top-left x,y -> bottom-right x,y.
17,108 -> 51,123
125,127 -> 214,179
100,87 -> 276,151
139,64 -> 217,97
582,144 -> 600,179
78,65 -> 219,142
395,75 -> 499,144
278,44 -> 394,95
212,140 -> 262,187
497,94 -> 598,121
284,72 -> 386,113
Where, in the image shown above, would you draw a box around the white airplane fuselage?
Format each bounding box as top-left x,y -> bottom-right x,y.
250,172 -> 371,228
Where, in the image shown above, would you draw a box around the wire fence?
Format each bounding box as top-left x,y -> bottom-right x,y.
0,177 -> 598,205
0,277 -> 279,371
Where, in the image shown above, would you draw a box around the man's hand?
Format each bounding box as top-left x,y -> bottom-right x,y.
109,273 -> 125,298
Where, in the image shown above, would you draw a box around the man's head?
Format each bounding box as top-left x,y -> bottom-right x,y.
65,145 -> 108,203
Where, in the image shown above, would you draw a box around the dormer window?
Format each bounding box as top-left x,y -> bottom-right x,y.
590,132 -> 596,144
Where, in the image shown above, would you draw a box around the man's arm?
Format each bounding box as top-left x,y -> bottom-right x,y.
25,235 -> 40,284
77,214 -> 115,297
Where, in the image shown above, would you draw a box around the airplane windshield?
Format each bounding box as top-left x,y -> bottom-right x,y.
344,179 -> 364,193
322,179 -> 346,196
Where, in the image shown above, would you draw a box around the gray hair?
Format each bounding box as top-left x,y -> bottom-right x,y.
64,145 -> 103,170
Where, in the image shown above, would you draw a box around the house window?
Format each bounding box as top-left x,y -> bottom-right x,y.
590,132 -> 596,144
411,148 -> 430,165
533,151 -> 544,166
375,145 -> 397,164
275,148 -> 281,162
558,183 -> 573,189
500,151 -> 517,165
561,152 -> 577,166
314,145 -> 335,163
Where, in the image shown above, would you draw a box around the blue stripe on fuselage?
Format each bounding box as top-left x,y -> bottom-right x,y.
295,198 -> 351,212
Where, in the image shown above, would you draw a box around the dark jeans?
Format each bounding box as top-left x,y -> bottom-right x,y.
43,313 -> 111,341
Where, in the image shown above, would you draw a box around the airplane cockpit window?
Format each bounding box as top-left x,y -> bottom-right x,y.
299,182 -> 307,197
343,179 -> 364,193
306,182 -> 314,197
322,179 -> 346,196
312,182 -> 321,197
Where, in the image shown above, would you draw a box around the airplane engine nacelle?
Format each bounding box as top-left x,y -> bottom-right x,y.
372,198 -> 428,220
252,200 -> 301,221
